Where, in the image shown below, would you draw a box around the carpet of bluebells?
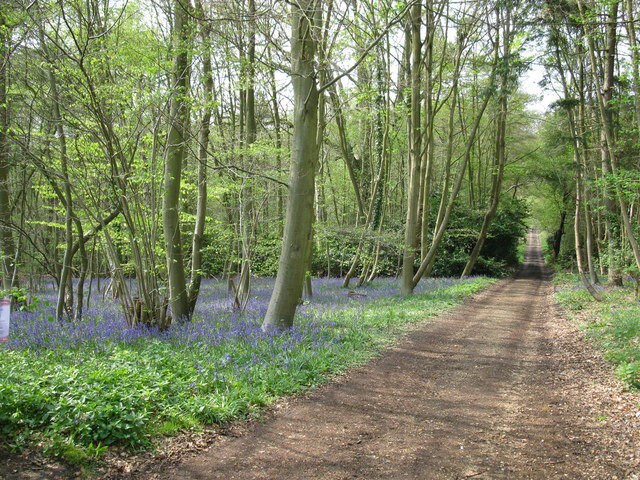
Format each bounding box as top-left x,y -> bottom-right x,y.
0,276 -> 493,461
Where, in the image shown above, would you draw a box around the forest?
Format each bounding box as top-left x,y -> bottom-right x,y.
1,0 -> 639,472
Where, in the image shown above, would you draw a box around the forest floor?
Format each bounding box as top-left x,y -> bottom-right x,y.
2,231 -> 639,479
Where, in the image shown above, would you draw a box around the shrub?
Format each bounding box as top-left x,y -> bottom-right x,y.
430,197 -> 529,277
616,362 -> 640,389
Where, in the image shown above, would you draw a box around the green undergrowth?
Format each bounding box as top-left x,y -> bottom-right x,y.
554,272 -> 640,390
516,236 -> 528,264
0,277 -> 494,468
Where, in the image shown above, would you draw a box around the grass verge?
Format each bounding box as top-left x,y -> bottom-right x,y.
554,272 -> 640,390
0,276 -> 494,466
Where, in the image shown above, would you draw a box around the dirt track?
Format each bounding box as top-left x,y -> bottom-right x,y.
3,232 -> 639,479
137,231 -> 637,479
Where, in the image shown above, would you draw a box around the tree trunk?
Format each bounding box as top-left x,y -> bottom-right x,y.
41,30 -> 75,320
579,0 -> 640,272
575,89 -> 599,285
419,0 -> 438,263
163,0 -> 191,322
575,155 -> 603,301
268,48 -> 284,226
411,30 -> 499,287
188,0 -> 213,316
584,198 -> 598,285
461,3 -> 511,278
624,0 -> 640,146
551,38 -> 602,301
552,211 -> 566,260
73,220 -> 88,322
246,0 -> 257,146
262,0 -> 320,330
0,11 -> 15,290
400,2 -> 422,295
234,0 -> 258,312
327,82 -> 366,220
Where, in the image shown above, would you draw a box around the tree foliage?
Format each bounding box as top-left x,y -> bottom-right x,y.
5,0 -> 618,328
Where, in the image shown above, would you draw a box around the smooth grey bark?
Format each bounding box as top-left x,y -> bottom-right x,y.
419,1 -> 437,264
0,10 -> 15,290
262,0 -> 320,330
267,48 -> 284,224
235,0 -> 258,312
400,2 -> 422,295
163,0 -> 190,322
188,0 -> 212,316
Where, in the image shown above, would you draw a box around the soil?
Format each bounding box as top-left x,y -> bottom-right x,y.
2,231 -> 639,479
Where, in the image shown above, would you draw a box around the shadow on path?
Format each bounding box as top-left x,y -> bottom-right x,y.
146,231 -> 625,480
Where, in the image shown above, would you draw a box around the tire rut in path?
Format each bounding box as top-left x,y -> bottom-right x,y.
149,232 -> 625,479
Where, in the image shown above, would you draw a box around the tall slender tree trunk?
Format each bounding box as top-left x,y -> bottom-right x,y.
461,3 -> 511,278
262,0 -> 320,330
579,0 -> 640,272
584,197 -> 598,284
327,81 -> 366,219
597,24 -> 621,285
400,2 -> 422,295
163,0 -> 190,322
0,11 -> 15,290
73,221 -> 88,322
575,151 -> 603,301
40,29 -> 75,320
188,0 -> 213,316
420,0 -> 436,263
551,39 -> 602,300
235,0 -> 258,311
576,97 -> 599,284
267,48 -> 284,225
411,29 -> 498,287
245,0 -> 256,147
625,0 -> 640,135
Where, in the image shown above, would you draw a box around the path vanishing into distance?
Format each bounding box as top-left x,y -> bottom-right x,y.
133,231 -> 638,479
3,232 -> 639,479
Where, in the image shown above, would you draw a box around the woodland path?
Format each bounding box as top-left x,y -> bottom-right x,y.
2,231 -> 639,479
135,231 -> 639,479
